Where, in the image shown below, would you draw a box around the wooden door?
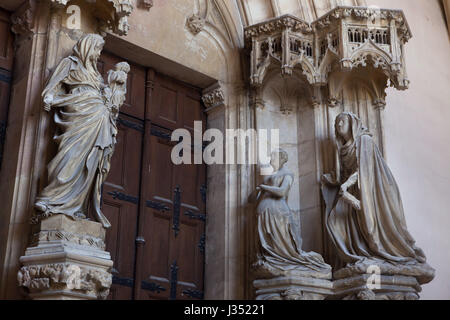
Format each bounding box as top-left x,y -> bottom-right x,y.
97,53 -> 146,300
134,73 -> 206,300
98,53 -> 206,300
0,9 -> 14,169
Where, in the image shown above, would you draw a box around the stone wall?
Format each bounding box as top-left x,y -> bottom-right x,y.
366,0 -> 450,300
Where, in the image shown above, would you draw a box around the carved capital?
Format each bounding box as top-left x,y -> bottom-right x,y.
373,98 -> 386,110
11,0 -> 37,36
328,97 -> 342,108
311,96 -> 321,109
186,14 -> 205,35
202,83 -> 225,112
140,0 -> 153,10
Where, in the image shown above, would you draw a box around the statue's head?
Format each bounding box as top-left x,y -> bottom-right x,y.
335,112 -> 352,141
73,33 -> 105,67
335,112 -> 371,146
270,148 -> 288,171
115,62 -> 130,73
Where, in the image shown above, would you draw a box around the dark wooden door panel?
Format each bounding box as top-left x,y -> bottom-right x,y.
102,113 -> 143,300
0,9 -> 14,71
0,9 -> 13,169
136,74 -> 206,300
97,54 -> 206,300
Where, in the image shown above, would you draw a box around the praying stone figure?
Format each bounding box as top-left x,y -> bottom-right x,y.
321,112 -> 434,298
33,34 -> 130,229
253,149 -> 331,278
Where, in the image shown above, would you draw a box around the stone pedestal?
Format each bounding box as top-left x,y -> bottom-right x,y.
331,260 -> 435,300
17,215 -> 113,300
254,272 -> 333,300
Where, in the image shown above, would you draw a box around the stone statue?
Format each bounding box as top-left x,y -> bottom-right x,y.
34,34 -> 130,229
321,112 -> 434,278
252,149 -> 331,278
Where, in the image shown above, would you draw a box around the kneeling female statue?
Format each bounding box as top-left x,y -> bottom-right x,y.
322,112 -> 434,282
253,149 -> 331,278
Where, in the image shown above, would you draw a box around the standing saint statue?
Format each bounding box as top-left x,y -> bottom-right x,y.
34,34 -> 130,229
252,149 -> 331,277
321,112 -> 432,274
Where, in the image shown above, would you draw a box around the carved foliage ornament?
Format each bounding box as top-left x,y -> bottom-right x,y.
202,87 -> 225,109
186,14 -> 205,35
18,263 -> 112,299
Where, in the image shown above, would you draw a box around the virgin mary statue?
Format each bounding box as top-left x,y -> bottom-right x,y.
34,34 -> 127,229
322,112 -> 433,278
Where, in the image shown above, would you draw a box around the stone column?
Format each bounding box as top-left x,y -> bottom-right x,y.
18,215 -> 113,300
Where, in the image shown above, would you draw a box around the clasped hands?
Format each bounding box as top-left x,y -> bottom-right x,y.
322,172 -> 361,211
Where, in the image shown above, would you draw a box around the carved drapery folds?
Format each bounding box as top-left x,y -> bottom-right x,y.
49,0 -> 133,35
245,6 -> 411,90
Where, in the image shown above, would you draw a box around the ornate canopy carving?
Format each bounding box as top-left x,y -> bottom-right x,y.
245,6 -> 412,90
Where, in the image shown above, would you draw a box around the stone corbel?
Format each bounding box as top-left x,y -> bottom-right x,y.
202,83 -> 225,113
186,14 -> 206,35
49,0 -> 133,36
327,97 -> 342,108
373,98 -> 386,110
249,86 -> 265,110
140,0 -> 153,11
311,96 -> 321,109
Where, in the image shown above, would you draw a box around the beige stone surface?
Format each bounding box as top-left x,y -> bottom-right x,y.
254,276 -> 333,300
366,0 -> 450,300
39,215 -> 105,239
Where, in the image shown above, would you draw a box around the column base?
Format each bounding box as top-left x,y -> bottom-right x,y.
254,272 -> 333,300
331,259 -> 435,300
17,215 -> 113,300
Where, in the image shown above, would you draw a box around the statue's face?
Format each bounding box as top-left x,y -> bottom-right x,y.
336,114 -> 351,140
270,151 -> 287,171
92,43 -> 104,62
270,152 -> 280,171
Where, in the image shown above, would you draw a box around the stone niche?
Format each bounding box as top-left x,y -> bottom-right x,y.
245,6 -> 434,300
245,5 -> 412,258
255,71 -> 323,255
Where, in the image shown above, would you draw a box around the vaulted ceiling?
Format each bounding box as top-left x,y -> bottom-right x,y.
237,0 -> 366,26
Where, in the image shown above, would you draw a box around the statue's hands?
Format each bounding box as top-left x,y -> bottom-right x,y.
43,94 -> 53,112
339,183 -> 348,196
322,173 -> 338,186
341,191 -> 361,211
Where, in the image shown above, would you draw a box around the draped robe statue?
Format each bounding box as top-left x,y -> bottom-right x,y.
321,112 -> 433,278
34,34 -> 130,229
253,149 -> 331,278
